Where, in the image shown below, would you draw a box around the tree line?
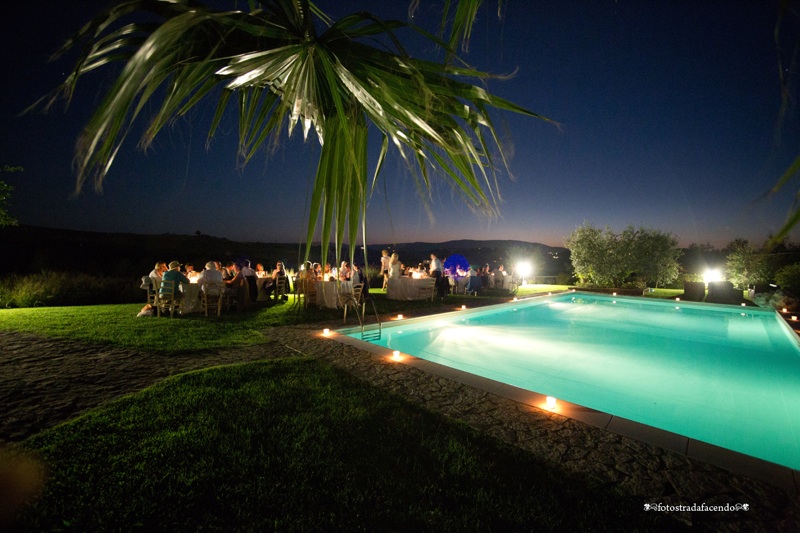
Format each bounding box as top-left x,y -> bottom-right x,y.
565,222 -> 800,292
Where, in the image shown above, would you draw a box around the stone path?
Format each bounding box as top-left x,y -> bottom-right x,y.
2,325 -> 800,530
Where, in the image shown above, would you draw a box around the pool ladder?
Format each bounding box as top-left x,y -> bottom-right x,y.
359,295 -> 382,341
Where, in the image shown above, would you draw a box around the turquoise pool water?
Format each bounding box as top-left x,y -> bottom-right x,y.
346,292 -> 800,469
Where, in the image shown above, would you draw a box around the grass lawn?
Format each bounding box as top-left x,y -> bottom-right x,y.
2,284 -> 689,529
8,359 -> 677,530
0,286 -> 568,353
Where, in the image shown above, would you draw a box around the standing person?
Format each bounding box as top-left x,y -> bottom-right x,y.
380,249 -> 391,290
390,253 -> 402,279
429,253 -> 446,297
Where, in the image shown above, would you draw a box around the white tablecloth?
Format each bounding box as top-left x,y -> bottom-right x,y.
387,277 -> 435,300
180,283 -> 203,313
256,277 -> 270,301
315,280 -> 353,308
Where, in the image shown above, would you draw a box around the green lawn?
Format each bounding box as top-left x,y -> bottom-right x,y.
0,287 -> 569,353
9,359 -> 677,530
2,284 -> 690,529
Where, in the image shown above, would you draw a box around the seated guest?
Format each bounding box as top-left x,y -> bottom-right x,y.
149,261 -> 167,288
225,262 -> 244,287
197,261 -> 223,292
351,263 -> 364,286
255,263 -> 266,277
312,263 -> 322,280
240,260 -> 258,302
297,261 -> 317,305
160,261 -> 191,298
264,261 -> 288,301
225,262 -> 250,311
222,262 -> 236,281
339,261 -> 351,282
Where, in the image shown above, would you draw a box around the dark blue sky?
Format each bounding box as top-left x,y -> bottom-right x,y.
1,0 -> 797,248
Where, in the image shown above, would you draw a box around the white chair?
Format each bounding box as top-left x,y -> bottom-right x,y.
157,280 -> 183,318
417,278 -> 436,302
339,283 -> 364,323
201,281 -> 225,317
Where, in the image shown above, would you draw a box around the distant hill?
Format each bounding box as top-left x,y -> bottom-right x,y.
0,226 -> 571,277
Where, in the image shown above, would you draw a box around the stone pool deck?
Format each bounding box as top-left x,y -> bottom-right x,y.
2,300 -> 800,529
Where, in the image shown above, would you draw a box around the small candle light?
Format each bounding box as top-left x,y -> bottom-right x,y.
513,297 -> 518,302
612,292 -> 617,296
545,396 -> 557,410
783,307 -> 788,313
397,314 -> 403,320
793,316 -> 798,321
741,303 -> 746,307
461,305 -> 466,310
392,350 -> 401,361
322,328 -> 330,336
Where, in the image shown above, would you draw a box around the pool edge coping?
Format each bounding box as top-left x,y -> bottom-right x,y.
327,317 -> 800,496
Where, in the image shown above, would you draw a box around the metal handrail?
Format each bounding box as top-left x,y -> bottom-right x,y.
360,294 -> 382,341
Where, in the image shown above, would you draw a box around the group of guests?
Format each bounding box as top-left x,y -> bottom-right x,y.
147,258 -> 289,312
378,249 -> 510,296
293,261 -> 366,284
380,251 -> 449,297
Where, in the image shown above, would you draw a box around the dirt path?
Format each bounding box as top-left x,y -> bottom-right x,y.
0,331 -> 288,442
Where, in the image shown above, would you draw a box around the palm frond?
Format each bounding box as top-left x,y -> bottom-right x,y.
39,0 -> 552,266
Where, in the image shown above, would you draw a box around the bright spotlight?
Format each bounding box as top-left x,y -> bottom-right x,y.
516,262 -> 533,284
703,269 -> 723,284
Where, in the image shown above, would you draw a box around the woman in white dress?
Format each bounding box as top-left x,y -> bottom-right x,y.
389,253 -> 402,279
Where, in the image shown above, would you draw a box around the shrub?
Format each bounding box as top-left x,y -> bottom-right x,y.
776,263 -> 800,292
555,272 -> 573,285
0,271 -> 143,308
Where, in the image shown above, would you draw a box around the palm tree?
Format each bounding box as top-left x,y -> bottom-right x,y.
37,0 -> 551,265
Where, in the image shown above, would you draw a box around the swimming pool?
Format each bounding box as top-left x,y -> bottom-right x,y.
345,292 -> 800,470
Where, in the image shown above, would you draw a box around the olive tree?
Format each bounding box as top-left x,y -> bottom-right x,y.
566,223 -> 681,288
724,239 -> 771,289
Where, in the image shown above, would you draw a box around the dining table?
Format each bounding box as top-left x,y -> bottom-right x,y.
180,282 -> 203,313
315,280 -> 353,308
387,277 -> 435,300
256,277 -> 270,302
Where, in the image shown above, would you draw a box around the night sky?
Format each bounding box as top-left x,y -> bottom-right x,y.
1,1 -> 797,248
